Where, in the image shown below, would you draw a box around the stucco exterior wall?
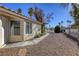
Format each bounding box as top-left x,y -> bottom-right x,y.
0,15 -> 10,45
9,19 -> 24,42
35,24 -> 41,35
0,14 -> 41,45
0,7 -> 42,46
9,35 -> 23,42
24,21 -> 33,40
0,15 -> 24,43
24,21 -> 41,41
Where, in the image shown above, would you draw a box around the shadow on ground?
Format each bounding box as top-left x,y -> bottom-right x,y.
64,33 -> 79,47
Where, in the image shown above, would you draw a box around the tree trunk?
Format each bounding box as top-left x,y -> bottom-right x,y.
41,24 -> 45,34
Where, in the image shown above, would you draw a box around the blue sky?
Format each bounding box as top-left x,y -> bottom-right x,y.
0,3 -> 74,28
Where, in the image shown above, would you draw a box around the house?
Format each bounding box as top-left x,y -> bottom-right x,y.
65,24 -> 79,34
0,6 -> 42,47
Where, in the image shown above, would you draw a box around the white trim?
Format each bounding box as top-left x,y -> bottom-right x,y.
2,27 -> 4,45
0,18 -> 4,45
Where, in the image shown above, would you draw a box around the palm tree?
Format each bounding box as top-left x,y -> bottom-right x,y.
67,20 -> 72,24
17,8 -> 22,14
58,21 -> 63,27
61,21 -> 63,24
28,7 -> 34,19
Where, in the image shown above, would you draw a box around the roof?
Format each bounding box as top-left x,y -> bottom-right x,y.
0,5 -> 42,25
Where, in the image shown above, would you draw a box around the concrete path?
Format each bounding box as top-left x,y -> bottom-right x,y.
4,33 -> 49,48
26,32 -> 79,56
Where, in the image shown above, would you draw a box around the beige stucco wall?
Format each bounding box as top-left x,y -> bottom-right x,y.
0,15 -> 24,43
9,19 -> 24,42
0,14 -> 41,45
9,35 -> 23,42
24,21 -> 41,41
32,23 -> 41,36
0,15 -> 10,45
36,24 -> 41,35
0,7 -> 42,44
24,21 -> 33,40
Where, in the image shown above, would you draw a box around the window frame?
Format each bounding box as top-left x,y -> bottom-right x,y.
11,21 -> 20,35
26,22 -> 32,34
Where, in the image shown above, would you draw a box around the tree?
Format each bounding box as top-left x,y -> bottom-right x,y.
34,7 -> 44,23
27,7 -> 53,33
61,3 -> 79,29
34,7 -> 53,24
70,4 -> 79,29
54,25 -> 61,33
58,21 -> 63,27
33,7 -> 53,33
60,3 -> 79,33
61,21 -> 63,24
67,20 -> 72,24
28,7 -> 34,18
33,7 -> 45,33
17,8 -> 22,14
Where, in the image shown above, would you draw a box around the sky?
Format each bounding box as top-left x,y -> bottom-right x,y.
0,3 -> 74,28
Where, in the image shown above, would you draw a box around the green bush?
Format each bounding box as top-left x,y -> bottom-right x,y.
34,34 -> 40,38
34,35 -> 39,38
34,33 -> 44,38
54,25 -> 61,33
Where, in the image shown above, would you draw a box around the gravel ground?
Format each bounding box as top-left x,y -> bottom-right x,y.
26,32 -> 79,56
0,32 -> 79,56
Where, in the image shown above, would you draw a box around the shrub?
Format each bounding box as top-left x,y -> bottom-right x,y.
34,34 -> 40,38
34,33 -> 44,38
54,25 -> 61,33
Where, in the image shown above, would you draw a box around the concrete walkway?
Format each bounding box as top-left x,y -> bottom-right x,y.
4,33 -> 49,48
26,32 -> 79,56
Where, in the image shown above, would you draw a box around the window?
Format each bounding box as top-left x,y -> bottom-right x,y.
29,23 -> 32,34
26,22 -> 32,34
11,21 -> 20,35
26,22 -> 29,34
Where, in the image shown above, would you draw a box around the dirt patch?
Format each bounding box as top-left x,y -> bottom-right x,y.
0,47 -> 28,56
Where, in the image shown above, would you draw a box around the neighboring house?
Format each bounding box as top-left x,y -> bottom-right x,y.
0,6 -> 42,47
65,24 -> 79,40
65,24 -> 79,37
